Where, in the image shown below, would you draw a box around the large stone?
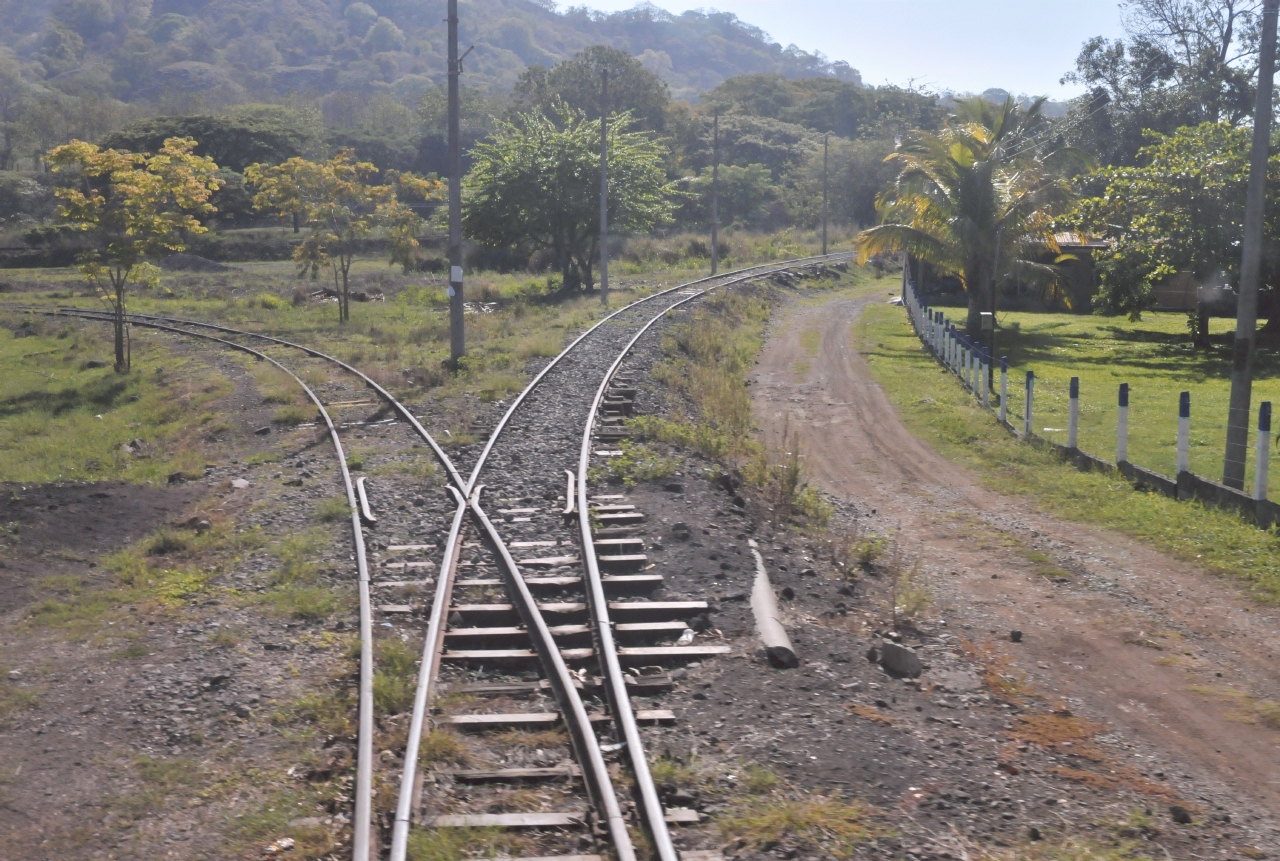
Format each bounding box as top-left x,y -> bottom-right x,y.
879,640 -> 922,678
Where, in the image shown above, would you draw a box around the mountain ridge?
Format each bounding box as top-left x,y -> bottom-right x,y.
0,0 -> 862,109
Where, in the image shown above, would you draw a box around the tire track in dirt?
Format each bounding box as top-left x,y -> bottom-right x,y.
751,291 -> 1280,826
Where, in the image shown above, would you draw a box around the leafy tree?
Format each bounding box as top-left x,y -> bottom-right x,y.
47,136 -> 222,372
678,162 -> 774,229
101,109 -> 316,173
856,98 -> 1088,334
1070,121 -> 1280,323
513,45 -> 670,133
1063,0 -> 1263,165
462,106 -> 674,291
246,151 -> 443,322
780,135 -> 900,229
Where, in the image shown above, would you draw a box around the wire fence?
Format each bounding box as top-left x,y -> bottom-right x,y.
899,271 -> 1280,529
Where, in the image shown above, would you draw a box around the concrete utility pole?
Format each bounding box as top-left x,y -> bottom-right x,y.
711,110 -> 719,275
447,0 -> 465,367
1224,0 -> 1279,488
599,69 -> 609,304
822,133 -> 829,256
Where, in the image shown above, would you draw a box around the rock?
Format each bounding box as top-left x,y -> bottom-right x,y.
1010,630 -> 1023,643
865,646 -> 880,663
1169,805 -> 1192,825
255,426 -> 271,436
231,479 -> 250,489
663,482 -> 684,493
284,478 -> 303,487
879,641 -> 923,678
669,668 -> 688,681
779,587 -> 795,601
671,522 -> 691,540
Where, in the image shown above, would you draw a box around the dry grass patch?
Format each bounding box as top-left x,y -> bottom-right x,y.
719,792 -> 884,859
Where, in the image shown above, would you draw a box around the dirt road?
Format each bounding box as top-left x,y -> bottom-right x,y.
752,291 -> 1280,830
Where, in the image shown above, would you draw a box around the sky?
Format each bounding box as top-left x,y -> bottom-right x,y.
577,0 -> 1129,100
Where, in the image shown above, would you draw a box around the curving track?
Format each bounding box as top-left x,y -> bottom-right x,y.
21,251 -> 851,860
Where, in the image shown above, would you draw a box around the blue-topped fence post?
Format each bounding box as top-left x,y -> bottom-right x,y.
1000,357 -> 1008,423
1068,376 -> 1080,449
1177,391 -> 1191,474
1256,401 -> 1271,501
1024,371 -> 1035,438
1117,383 -> 1129,463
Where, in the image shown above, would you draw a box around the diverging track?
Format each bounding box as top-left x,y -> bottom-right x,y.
29,252 -> 850,861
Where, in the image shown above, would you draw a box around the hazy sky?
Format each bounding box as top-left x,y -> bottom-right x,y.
578,0 -> 1129,99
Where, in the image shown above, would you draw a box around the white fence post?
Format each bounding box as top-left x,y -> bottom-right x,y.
1256,401 -> 1271,501
999,357 -> 1008,424
1177,391 -> 1191,474
1068,376 -> 1079,449
1024,371 -> 1035,439
1117,383 -> 1129,464
981,349 -> 989,408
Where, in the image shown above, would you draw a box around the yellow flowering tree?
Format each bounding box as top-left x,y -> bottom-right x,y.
47,136 -> 221,371
246,152 -> 443,322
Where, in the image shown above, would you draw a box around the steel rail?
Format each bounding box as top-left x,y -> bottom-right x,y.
574,252 -> 853,859
31,305 -> 638,858
21,250 -> 851,860
19,311 -> 383,861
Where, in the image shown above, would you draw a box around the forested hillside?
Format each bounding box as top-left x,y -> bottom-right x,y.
0,0 -> 858,109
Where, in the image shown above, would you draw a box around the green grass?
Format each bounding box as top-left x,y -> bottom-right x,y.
860,303 -> 1280,602
0,316 -> 231,483
966,309 -> 1280,492
373,637 -> 419,715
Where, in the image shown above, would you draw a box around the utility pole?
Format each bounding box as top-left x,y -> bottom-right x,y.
821,133 -> 829,256
1224,0 -> 1279,489
599,69 -> 609,304
447,0 -> 465,367
711,110 -> 719,275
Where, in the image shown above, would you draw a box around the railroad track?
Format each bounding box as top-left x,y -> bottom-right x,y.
13,251 -> 851,860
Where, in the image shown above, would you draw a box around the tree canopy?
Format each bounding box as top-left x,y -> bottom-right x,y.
100,108 -> 317,173
246,152 -> 442,322
513,45 -> 670,133
857,98 -> 1088,334
462,106 -> 673,291
1062,0 -> 1264,166
1070,121 -> 1280,319
47,135 -> 221,370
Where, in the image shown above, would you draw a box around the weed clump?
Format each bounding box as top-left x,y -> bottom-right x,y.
592,441 -> 680,487
373,637 -> 419,714
719,792 -> 882,858
314,496 -> 350,523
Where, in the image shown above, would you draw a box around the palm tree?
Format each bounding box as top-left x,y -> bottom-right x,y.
857,96 -> 1089,335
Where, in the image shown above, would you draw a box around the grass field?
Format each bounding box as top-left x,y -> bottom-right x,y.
924,308 -> 1280,495
859,303 -> 1280,603
0,316 -> 229,483
0,229 -> 854,486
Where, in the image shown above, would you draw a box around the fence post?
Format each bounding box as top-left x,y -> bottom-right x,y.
1177,391 -> 1191,474
1068,376 -> 1080,449
1000,357 -> 1008,423
1024,371 -> 1035,438
1117,383 -> 1129,464
981,349 -> 990,408
1256,401 -> 1271,501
